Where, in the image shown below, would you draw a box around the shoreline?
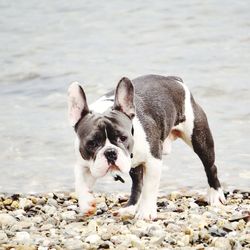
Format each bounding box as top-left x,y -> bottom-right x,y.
0,190 -> 249,250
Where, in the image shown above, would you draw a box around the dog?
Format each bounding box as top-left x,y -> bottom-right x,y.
67,74 -> 226,220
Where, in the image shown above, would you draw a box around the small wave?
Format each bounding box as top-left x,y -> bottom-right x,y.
3,72 -> 40,83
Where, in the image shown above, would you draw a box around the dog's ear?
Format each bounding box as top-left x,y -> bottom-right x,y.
113,77 -> 135,119
68,82 -> 89,127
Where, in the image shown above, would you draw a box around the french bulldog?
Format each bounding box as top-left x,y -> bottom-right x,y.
67,74 -> 226,220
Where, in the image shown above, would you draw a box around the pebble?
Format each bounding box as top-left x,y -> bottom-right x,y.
85,234 -> 101,244
0,213 -> 16,228
40,223 -> 54,231
11,220 -> 33,231
47,198 -> 58,207
19,198 -> 33,210
0,231 -> 8,244
42,204 -> 57,215
0,190 -> 248,249
61,211 -> 76,221
212,237 -> 232,250
15,231 -> 31,244
146,224 -> 165,237
87,219 -> 98,233
165,222 -> 182,232
63,238 -> 85,250
3,198 -> 13,206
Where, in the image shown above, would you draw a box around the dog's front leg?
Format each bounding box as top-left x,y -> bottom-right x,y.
74,163 -> 96,216
118,164 -> 144,217
135,158 -> 162,220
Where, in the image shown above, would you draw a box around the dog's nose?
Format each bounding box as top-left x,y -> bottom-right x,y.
104,148 -> 118,163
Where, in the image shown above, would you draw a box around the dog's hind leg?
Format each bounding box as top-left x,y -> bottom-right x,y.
174,81 -> 225,205
190,99 -> 225,205
177,93 -> 226,205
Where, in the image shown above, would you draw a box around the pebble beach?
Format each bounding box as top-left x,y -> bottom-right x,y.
0,190 -> 249,250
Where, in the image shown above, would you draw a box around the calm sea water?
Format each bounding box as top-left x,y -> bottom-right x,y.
0,0 -> 249,194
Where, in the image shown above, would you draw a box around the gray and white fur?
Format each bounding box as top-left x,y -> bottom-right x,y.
68,74 -> 226,220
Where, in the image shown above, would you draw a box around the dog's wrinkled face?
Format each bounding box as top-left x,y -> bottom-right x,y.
68,77 -> 135,178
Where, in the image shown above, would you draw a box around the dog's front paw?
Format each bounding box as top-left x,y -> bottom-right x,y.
135,203 -> 157,220
78,193 -> 96,216
207,187 -> 226,206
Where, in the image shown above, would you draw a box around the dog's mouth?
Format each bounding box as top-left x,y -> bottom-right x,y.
107,162 -> 120,172
107,162 -> 125,184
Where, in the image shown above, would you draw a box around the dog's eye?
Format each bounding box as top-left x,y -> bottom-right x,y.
119,136 -> 127,142
87,140 -> 99,149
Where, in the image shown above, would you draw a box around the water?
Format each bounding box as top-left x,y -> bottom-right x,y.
0,0 -> 249,194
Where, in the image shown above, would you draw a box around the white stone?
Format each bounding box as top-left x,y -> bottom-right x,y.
85,234 -> 101,244
63,239 -> 85,250
212,237 -> 231,250
0,213 -> 16,228
41,223 -> 54,231
19,198 -> 33,210
15,231 -> 31,244
11,220 -> 33,231
38,247 -> 48,250
146,224 -> 165,237
61,211 -> 76,221
42,205 -> 57,215
0,231 -> 8,244
87,220 -> 98,233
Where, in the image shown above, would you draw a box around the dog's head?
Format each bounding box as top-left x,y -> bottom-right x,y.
68,77 -> 135,178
